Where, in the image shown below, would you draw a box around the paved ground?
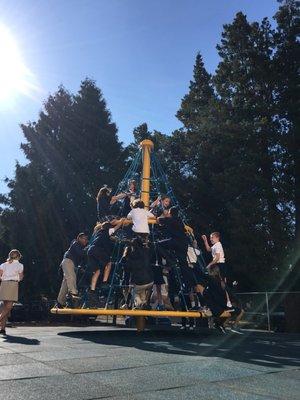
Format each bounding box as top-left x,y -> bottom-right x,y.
0,323 -> 299,400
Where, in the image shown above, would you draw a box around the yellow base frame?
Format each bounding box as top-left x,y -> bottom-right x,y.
50,307 -> 231,319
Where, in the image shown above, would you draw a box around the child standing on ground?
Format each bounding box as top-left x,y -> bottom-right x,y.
0,249 -> 24,335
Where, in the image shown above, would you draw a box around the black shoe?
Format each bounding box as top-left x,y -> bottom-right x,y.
84,290 -> 100,309
216,325 -> 227,334
0,329 -> 6,335
66,293 -> 81,308
54,302 -> 65,309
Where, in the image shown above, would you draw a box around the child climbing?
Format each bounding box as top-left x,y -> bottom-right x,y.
150,194 -> 171,217
56,233 -> 88,308
85,220 -> 122,308
201,232 -> 227,281
123,237 -> 154,310
96,186 -> 126,222
121,179 -> 139,217
127,199 -> 155,244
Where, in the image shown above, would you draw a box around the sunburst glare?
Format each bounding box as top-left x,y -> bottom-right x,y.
0,23 -> 39,102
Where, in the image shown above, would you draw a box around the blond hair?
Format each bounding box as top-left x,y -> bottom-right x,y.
7,249 -> 22,263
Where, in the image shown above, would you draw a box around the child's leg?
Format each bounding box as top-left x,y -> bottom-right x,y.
103,262 -> 112,282
91,270 -> 101,290
0,301 -> 14,324
57,277 -> 68,306
134,285 -> 142,308
156,284 -> 163,305
61,259 -> 78,296
0,314 -> 8,330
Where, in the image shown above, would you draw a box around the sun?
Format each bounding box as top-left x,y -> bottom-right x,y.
0,23 -> 37,102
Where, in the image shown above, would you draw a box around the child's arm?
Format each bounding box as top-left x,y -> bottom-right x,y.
206,253 -> 220,268
147,210 -> 155,219
110,193 -> 127,204
18,265 -> 24,281
150,197 -> 160,209
201,235 -> 211,252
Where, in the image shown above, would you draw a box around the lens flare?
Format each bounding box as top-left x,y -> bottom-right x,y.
0,23 -> 39,102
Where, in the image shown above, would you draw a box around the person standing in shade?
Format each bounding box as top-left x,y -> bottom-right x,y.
0,249 -> 24,335
56,233 -> 88,308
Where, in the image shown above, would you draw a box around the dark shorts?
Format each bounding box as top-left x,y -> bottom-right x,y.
191,265 -> 206,286
152,264 -> 165,285
87,252 -> 110,273
218,263 -> 227,280
180,265 -> 199,288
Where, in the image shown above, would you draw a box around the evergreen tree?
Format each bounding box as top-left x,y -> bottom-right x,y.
274,0 -> 300,275
0,79 -> 126,300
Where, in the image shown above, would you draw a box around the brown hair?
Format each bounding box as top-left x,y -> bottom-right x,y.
128,180 -> 137,190
7,249 -> 22,263
93,222 -> 111,233
211,232 -> 221,239
132,199 -> 144,209
77,233 -> 88,241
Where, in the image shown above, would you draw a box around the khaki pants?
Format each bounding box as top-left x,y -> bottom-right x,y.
134,282 -> 153,308
57,258 -> 78,305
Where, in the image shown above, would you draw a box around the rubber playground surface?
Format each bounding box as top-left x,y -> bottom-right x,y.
0,324 -> 299,399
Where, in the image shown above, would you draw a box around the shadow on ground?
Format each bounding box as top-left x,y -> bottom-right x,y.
58,328 -> 300,371
1,334 -> 40,345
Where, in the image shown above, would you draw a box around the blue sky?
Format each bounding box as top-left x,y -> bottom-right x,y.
0,0 -> 279,193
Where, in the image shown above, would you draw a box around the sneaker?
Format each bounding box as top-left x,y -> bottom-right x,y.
216,325 -> 227,334
0,329 -> 6,335
230,324 -> 243,334
180,325 -> 188,330
201,307 -> 212,317
142,304 -> 152,310
54,302 -> 65,309
85,290 -> 99,309
66,293 -> 81,308
208,317 -> 214,329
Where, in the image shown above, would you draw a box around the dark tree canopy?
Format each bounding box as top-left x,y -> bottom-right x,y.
0,1 -> 299,300
0,79 -> 126,299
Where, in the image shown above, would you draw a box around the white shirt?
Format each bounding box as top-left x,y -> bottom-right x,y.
211,242 -> 225,263
187,246 -> 200,264
0,260 -> 24,281
127,209 -> 154,234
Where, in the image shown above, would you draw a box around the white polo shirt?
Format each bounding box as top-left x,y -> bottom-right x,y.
127,209 -> 154,234
211,242 -> 225,263
0,260 -> 24,281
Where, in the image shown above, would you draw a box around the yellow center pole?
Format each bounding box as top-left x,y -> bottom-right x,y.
140,139 -> 154,210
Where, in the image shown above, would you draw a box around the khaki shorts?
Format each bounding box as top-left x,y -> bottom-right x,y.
0,281 -> 19,302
